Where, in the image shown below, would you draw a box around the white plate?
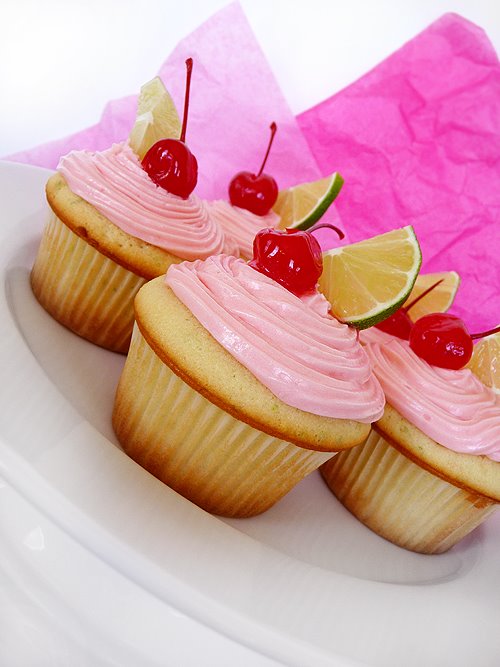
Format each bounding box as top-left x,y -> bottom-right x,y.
1,160 -> 499,666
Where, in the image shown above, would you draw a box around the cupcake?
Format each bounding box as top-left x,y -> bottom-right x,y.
31,63 -> 231,353
30,142 -> 226,353
112,254 -> 385,517
321,338 -> 500,553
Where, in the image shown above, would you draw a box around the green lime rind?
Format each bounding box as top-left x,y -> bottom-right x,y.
344,288 -> 415,330
343,252 -> 422,331
289,172 -> 345,231
325,226 -> 422,330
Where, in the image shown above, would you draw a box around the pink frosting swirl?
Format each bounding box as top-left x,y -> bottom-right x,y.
207,200 -> 280,259
365,339 -> 500,461
359,326 -> 395,346
166,255 -> 385,423
58,142 -> 226,260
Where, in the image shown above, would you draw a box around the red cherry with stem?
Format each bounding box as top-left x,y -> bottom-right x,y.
249,228 -> 322,296
142,58 -> 198,199
249,224 -> 344,297
409,313 -> 500,370
229,122 -> 279,216
375,278 -> 444,340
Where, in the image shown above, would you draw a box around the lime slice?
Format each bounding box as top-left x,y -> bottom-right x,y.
467,329 -> 500,394
129,76 -> 181,160
406,271 -> 460,321
274,172 -> 344,230
319,226 -> 422,329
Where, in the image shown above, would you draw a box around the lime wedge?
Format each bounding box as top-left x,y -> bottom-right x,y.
129,76 -> 181,160
405,271 -> 460,321
274,172 -> 344,230
467,328 -> 500,394
319,226 -> 422,329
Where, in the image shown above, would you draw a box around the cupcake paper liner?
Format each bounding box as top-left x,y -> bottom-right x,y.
113,325 -> 335,518
31,213 -> 146,353
321,430 -> 497,554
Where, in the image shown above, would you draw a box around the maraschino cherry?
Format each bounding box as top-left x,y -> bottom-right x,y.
229,122 -> 279,216
409,313 -> 500,370
142,58 -> 198,199
249,223 -> 344,297
375,279 -> 444,340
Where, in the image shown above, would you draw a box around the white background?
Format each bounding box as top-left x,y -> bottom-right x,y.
1,0 -> 499,157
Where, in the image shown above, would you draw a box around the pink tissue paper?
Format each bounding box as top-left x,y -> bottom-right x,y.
298,13 -> 500,331
5,3 -> 499,330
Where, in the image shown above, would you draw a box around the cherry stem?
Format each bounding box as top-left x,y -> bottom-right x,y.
256,122 -> 277,177
180,57 -> 193,143
404,279 -> 444,313
310,223 -> 345,240
470,324 -> 500,340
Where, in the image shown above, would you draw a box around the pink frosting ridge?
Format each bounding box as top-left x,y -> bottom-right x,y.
58,142 -> 226,260
359,326 -> 396,346
166,255 -> 385,423
207,199 -> 280,259
365,339 -> 500,461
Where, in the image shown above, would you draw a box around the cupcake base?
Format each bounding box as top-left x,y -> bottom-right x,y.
113,325 -> 334,517
321,430 -> 497,554
31,212 -> 146,354
32,173 -> 184,353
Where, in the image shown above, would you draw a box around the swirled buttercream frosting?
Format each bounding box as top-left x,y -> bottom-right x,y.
365,339 -> 500,461
166,255 -> 385,422
208,200 -> 280,259
359,326 -> 395,346
58,142 -> 225,260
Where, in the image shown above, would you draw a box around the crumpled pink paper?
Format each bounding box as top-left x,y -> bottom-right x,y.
5,4 -> 499,330
298,13 -> 500,331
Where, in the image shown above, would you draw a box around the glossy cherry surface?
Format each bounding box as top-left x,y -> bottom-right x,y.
249,228 -> 323,296
410,314 -> 500,370
141,58 -> 198,199
142,139 -> 198,199
229,122 -> 278,216
229,172 -> 278,216
375,278 -> 444,340
409,313 -> 473,370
